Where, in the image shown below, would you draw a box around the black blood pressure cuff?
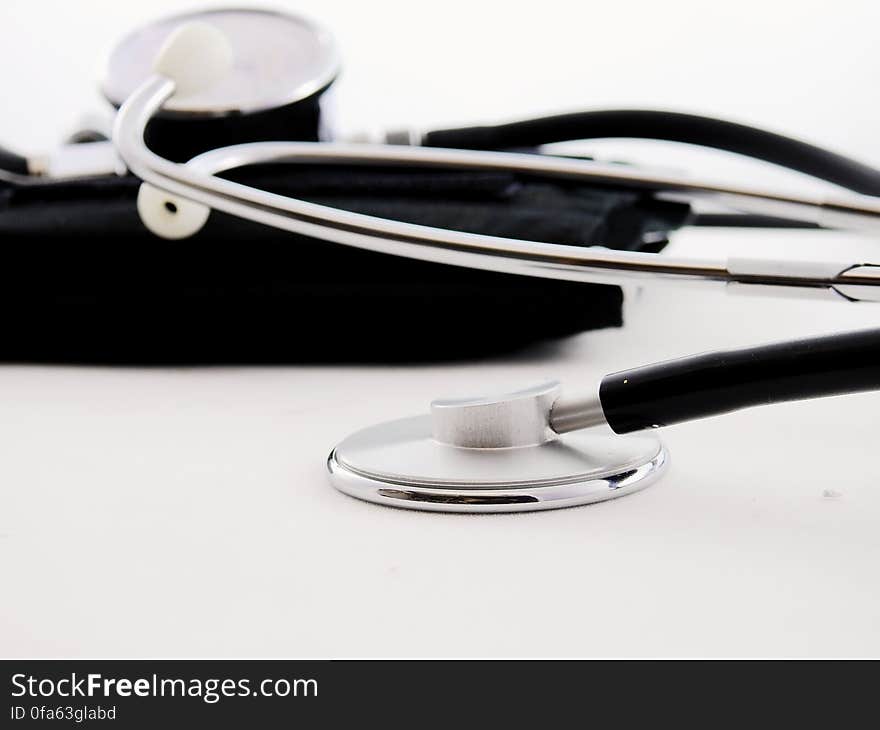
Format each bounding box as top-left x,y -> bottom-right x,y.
0,164 -> 690,363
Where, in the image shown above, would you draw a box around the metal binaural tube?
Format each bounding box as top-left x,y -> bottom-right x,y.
113,73 -> 880,300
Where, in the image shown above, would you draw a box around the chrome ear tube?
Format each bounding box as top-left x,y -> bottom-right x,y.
110,17 -> 880,301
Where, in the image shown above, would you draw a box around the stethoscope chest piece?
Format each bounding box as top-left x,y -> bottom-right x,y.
328,382 -> 667,513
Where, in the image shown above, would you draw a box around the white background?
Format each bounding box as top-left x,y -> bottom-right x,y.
2,0 -> 880,657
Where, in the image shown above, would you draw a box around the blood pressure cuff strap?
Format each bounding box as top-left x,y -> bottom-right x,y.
0,164 -> 690,362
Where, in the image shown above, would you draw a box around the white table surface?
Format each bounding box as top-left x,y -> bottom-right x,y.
2,0 -> 880,658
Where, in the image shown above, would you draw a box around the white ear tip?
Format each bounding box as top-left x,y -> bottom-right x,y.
137,184 -> 210,239
153,21 -> 233,98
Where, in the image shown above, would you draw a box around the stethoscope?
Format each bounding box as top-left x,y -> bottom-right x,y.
28,7 -> 880,512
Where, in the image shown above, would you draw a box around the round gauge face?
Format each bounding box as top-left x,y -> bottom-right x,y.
103,8 -> 340,116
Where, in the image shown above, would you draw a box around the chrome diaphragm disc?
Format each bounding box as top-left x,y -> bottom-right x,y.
328,415 -> 667,513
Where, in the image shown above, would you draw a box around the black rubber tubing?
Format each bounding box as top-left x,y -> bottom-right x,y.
599,327 -> 880,434
0,144 -> 28,175
424,110 -> 880,196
